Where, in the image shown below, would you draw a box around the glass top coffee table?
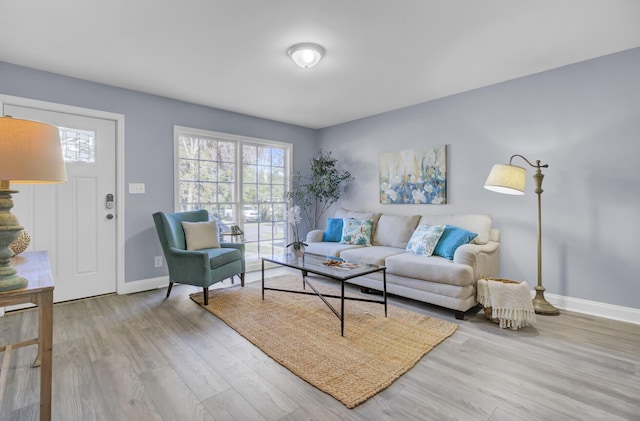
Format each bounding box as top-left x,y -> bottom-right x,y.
261,252 -> 387,336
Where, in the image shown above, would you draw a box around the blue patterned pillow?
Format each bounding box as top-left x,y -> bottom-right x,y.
433,225 -> 478,260
406,224 -> 445,256
340,218 -> 373,246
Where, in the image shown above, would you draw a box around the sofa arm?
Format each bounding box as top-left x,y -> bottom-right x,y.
453,244 -> 479,267
306,230 -> 325,242
454,241 -> 500,279
454,241 -> 499,263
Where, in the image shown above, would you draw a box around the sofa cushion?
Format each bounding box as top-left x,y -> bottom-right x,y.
334,208 -> 381,238
181,220 -> 220,250
340,246 -> 405,267
433,225 -> 478,260
406,224 -> 445,256
323,218 -> 343,242
385,253 -> 475,287
305,242 -> 363,258
372,214 -> 421,248
385,273 -> 476,299
340,218 -> 373,246
419,214 -> 492,244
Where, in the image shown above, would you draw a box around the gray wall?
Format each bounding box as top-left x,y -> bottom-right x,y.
318,48 -> 640,309
0,62 -> 318,282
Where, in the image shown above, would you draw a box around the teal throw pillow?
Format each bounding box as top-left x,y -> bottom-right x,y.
323,218 -> 344,242
340,218 -> 373,246
433,225 -> 478,260
406,224 -> 445,256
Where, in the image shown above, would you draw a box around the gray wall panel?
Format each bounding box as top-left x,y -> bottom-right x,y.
318,48 -> 640,309
0,62 -> 318,282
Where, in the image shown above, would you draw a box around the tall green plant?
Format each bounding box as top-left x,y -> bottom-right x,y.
285,150 -> 354,230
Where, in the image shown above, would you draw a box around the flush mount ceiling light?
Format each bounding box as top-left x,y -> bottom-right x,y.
287,43 -> 325,68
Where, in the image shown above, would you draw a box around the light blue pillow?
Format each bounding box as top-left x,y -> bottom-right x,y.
323,218 -> 344,242
340,218 -> 373,246
433,225 -> 478,260
208,215 -> 224,243
406,224 -> 445,256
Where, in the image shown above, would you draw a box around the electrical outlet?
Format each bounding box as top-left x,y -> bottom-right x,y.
154,256 -> 163,268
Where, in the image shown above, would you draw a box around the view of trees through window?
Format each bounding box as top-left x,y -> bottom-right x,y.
176,128 -> 290,267
178,135 -> 236,218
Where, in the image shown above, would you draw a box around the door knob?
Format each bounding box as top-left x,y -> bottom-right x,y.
106,214 -> 114,220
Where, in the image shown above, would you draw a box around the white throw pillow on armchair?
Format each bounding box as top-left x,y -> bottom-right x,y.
181,220 -> 221,250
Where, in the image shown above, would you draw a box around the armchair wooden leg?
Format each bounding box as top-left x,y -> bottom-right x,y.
203,287 -> 209,305
166,282 -> 174,299
240,273 -> 245,287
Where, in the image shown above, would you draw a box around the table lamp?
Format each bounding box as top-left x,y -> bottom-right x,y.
484,154 -> 559,315
0,116 -> 67,292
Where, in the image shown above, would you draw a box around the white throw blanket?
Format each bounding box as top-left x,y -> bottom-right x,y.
477,279 -> 536,330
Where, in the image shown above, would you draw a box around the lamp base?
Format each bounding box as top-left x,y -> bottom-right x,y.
533,286 -> 560,315
0,186 -> 27,292
0,273 -> 28,292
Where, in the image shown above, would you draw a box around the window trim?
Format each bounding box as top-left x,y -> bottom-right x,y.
173,126 -> 292,210
173,125 -> 293,269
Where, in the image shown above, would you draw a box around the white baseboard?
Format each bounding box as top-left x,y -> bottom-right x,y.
0,277 -> 168,316
4,282 -> 638,326
118,276 -> 169,295
3,283 -> 637,326
545,292 -> 640,325
109,277 -> 639,326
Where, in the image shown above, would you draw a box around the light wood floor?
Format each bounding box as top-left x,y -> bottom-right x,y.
1,268 -> 639,421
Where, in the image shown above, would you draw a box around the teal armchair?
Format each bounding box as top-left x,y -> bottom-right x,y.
152,210 -> 245,305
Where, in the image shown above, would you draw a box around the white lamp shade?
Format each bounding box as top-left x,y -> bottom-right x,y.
0,116 -> 67,184
484,164 -> 526,195
287,43 -> 325,68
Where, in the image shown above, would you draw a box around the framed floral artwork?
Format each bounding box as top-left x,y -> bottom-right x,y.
379,145 -> 447,204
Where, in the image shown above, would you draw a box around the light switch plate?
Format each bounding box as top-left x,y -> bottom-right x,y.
129,183 -> 145,194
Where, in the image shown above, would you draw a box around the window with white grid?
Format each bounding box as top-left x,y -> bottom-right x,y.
174,126 -> 291,269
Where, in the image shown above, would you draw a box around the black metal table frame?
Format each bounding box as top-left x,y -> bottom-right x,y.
261,255 -> 387,336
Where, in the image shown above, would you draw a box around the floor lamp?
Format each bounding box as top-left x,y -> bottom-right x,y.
0,116 -> 67,292
484,154 -> 559,315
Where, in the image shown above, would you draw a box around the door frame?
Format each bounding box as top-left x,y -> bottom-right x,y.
0,94 -> 125,297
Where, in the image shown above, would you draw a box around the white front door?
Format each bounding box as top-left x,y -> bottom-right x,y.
4,104 -> 117,302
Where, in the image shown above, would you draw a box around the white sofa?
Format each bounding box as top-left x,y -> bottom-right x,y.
305,208 -> 500,319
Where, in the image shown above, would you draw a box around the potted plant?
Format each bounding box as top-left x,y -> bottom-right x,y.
285,149 -> 354,231
285,205 -> 307,257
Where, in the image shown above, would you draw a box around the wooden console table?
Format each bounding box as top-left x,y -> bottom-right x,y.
0,251 -> 54,421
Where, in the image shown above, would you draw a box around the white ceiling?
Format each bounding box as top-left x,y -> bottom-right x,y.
1,1 -> 639,129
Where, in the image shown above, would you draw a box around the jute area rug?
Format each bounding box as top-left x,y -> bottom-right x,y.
189,275 -> 458,408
